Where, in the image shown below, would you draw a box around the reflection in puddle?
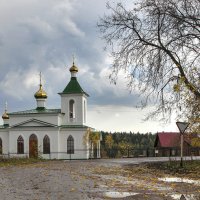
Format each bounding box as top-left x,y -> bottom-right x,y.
96,174 -> 199,200
170,194 -> 196,200
171,194 -> 181,200
104,191 -> 139,198
99,184 -> 108,188
159,177 -> 200,185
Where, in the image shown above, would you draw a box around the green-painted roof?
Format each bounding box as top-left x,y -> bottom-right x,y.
60,125 -> 89,129
0,125 -> 5,129
61,77 -> 89,96
0,124 -> 91,130
9,109 -> 61,115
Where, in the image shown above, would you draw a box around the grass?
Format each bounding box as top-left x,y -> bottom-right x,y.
147,160 -> 200,179
0,157 -> 48,167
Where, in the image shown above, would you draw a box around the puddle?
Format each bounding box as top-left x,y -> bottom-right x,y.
159,177 -> 200,186
170,194 -> 196,200
156,185 -> 172,191
104,191 -> 139,198
99,184 -> 109,188
95,174 -> 199,199
99,174 -> 173,192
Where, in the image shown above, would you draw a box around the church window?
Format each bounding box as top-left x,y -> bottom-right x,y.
69,100 -> 75,118
17,136 -> 24,154
0,138 -> 2,154
67,135 -> 74,154
43,135 -> 50,154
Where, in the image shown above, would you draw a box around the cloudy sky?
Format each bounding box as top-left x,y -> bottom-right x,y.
0,0 -> 179,133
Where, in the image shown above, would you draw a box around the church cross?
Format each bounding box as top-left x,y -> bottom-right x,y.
5,101 -> 8,112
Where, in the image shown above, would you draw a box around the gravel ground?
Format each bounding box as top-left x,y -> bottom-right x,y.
0,161 -> 92,200
0,159 -> 199,200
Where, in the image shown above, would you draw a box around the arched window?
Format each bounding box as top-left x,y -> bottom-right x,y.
17,136 -> 24,154
69,99 -> 75,119
43,135 -> 50,154
0,138 -> 2,154
67,135 -> 74,154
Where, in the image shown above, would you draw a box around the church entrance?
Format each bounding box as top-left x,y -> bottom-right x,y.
29,134 -> 38,158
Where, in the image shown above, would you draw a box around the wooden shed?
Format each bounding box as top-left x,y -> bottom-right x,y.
154,132 -> 191,157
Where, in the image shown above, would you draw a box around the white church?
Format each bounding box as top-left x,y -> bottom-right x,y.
0,62 -> 101,159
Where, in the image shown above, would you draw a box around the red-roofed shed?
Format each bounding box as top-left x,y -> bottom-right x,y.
154,132 -> 191,157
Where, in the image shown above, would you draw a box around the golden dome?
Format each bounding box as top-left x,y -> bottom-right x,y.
69,62 -> 78,73
34,84 -> 47,99
2,111 -> 9,119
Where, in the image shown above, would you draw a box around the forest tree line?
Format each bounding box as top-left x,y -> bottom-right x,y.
100,131 -> 156,158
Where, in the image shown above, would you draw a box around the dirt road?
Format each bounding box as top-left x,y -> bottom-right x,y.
0,159 -> 199,200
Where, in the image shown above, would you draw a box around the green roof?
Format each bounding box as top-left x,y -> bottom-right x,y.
60,125 -> 89,128
61,77 -> 89,96
0,125 -> 5,129
9,109 -> 61,115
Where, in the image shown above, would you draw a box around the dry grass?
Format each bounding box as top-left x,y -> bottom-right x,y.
0,157 -> 48,167
146,160 -> 200,179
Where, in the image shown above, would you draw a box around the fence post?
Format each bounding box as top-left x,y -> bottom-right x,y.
127,147 -> 129,158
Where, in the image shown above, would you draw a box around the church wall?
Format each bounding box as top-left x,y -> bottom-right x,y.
74,96 -> 84,125
82,97 -> 87,125
61,94 -> 87,126
9,115 -> 60,126
58,115 -> 63,126
61,96 -> 68,125
0,130 -> 9,155
8,129 -> 59,159
59,129 -> 89,159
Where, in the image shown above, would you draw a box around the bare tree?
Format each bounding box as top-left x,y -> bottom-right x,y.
98,0 -> 200,122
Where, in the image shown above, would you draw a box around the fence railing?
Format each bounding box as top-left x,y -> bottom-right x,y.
0,149 -> 100,160
101,147 -> 200,158
0,147 -> 199,159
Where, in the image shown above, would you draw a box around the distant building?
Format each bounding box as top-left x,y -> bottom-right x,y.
154,132 -> 191,157
0,62 -> 101,159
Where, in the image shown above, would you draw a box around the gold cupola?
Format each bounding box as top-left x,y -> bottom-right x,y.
2,102 -> 9,120
34,72 -> 47,110
2,102 -> 9,127
34,72 -> 47,99
69,61 -> 79,73
34,84 -> 47,99
69,56 -> 79,78
2,111 -> 9,120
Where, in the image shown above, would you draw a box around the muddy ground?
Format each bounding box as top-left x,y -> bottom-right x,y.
0,159 -> 199,200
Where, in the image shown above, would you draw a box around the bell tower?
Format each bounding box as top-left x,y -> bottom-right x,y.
59,61 -> 89,126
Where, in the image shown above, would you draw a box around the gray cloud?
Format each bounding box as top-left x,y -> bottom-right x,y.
0,0 -> 139,109
0,0 -> 178,133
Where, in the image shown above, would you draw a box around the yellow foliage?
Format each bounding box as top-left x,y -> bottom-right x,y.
191,137 -> 200,147
105,134 -> 114,148
83,128 -> 100,146
173,84 -> 180,92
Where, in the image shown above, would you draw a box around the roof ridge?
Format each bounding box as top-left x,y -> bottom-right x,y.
9,108 -> 61,115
